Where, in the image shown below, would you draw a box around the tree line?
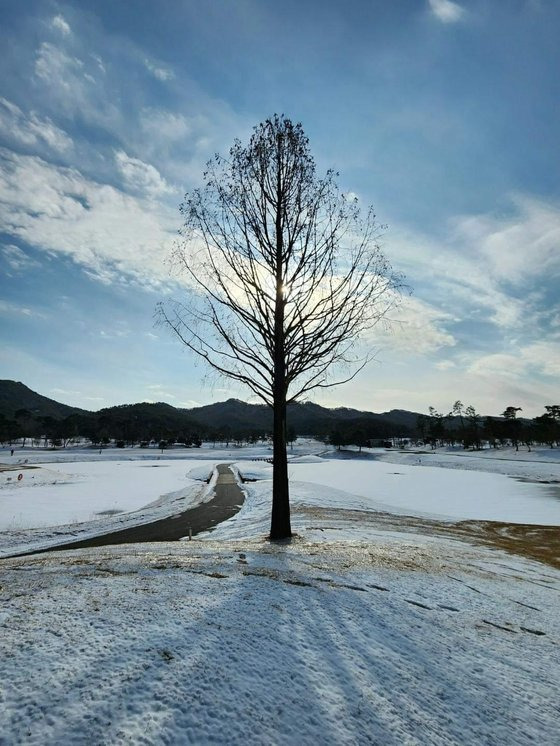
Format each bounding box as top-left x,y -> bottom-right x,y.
418,402 -> 560,451
0,402 -> 403,451
2,400 -> 558,452
0,404 -> 208,450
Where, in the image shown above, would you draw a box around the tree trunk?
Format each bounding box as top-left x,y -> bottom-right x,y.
270,392 -> 291,539
269,155 -> 292,541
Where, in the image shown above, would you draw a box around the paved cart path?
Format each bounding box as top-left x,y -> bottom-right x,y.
7,463 -> 244,557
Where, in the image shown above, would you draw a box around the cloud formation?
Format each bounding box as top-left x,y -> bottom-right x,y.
143,58 -> 174,81
1,244 -> 40,273
0,149 -> 177,289
428,0 -> 465,23
391,193 -> 560,335
1,0 -> 558,416
0,97 -> 73,153
452,195 -> 560,286
0,300 -> 46,319
375,296 -> 457,355
114,150 -> 174,197
50,15 -> 71,36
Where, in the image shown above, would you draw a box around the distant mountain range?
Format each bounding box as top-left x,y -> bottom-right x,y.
0,380 -> 423,437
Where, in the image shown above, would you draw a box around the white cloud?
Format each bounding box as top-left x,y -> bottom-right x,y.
91,54 -> 106,74
468,342 -> 560,399
146,384 -> 176,399
35,42 -> 83,88
451,195 -> 560,286
51,15 -> 71,36
33,43 -> 122,130
520,341 -> 560,378
114,150 -> 174,197
180,399 -> 202,408
99,327 -> 130,339
0,97 -> 73,153
428,0 -> 465,23
0,148 -> 178,289
1,244 -> 40,272
378,296 -> 456,354
140,108 -> 192,141
435,360 -> 456,371
50,387 -> 81,397
469,352 -> 527,381
390,193 -> 560,333
137,107 -> 241,186
0,300 -> 46,319
143,58 -> 174,81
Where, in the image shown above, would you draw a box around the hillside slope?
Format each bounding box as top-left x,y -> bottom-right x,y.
0,380 -> 88,420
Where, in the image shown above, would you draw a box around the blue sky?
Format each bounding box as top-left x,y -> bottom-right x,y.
0,0 -> 558,417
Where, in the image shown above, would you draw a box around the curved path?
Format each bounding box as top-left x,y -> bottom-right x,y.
10,463 -> 244,557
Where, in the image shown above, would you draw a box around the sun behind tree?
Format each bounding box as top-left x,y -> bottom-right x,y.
158,115 -> 403,540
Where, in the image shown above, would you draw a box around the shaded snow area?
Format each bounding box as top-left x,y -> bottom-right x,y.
1,539 -> 558,745
0,460 -> 217,557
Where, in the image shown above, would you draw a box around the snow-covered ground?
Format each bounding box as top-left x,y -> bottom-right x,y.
1,441 -> 275,465
0,459 -> 219,558
231,456 -> 560,527
0,442 -> 275,557
0,460 -> 216,530
1,442 -> 559,743
2,442 -> 560,557
364,444 -> 560,479
1,538 -> 558,745
289,460 -> 560,524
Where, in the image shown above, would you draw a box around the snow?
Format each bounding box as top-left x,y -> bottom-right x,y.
230,460 -> 273,481
0,460 -> 216,530
186,464 -> 215,481
1,442 -> 274,465
2,442 -> 560,558
0,460 -> 219,558
0,539 -> 558,744
287,459 -> 560,525
356,444 -> 560,480
0,442 -> 559,743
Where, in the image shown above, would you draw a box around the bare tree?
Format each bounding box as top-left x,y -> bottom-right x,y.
158,115 -> 402,539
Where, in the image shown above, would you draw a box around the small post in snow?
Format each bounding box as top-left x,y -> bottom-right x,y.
188,526 -> 192,541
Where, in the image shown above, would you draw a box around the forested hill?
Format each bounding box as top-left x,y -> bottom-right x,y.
187,399 -> 420,434
0,380 -> 88,420
0,380 -> 420,440
2,380 -> 553,448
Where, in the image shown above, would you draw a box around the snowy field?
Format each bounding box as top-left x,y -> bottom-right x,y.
0,458 -> 219,557
1,442 -> 560,557
289,460 -> 560,524
1,538 -> 559,745
1,441 -> 278,466
1,442 -> 559,743
363,444 -> 560,479
0,460 -> 216,530
232,453 -> 560,529
0,442 -> 274,557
